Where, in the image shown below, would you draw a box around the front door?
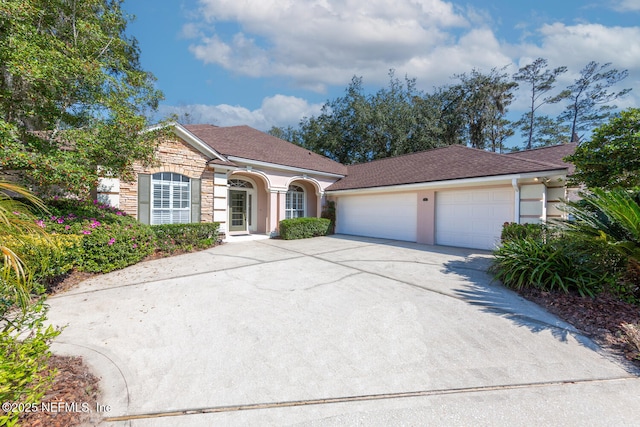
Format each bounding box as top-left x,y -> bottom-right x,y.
229,190 -> 247,232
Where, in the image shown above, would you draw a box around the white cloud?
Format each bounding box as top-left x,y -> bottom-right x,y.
611,0 -> 640,11
181,0 -> 640,118
159,95 -> 324,130
185,0 -> 470,91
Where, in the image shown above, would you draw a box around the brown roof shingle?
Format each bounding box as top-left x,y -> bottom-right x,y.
326,144 -> 572,191
505,143 -> 577,174
183,124 -> 347,176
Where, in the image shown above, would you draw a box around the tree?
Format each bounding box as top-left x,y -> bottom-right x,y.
511,113 -> 571,148
558,61 -> 631,142
0,0 -> 164,195
444,67 -> 517,151
566,108 -> 640,189
513,58 -> 569,149
295,71 -> 450,164
267,125 -> 302,144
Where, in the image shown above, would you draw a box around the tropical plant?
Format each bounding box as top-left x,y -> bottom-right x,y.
490,237 -> 609,297
0,181 -> 60,427
563,188 -> 640,262
563,188 -> 640,301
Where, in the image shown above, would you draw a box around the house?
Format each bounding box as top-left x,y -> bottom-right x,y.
97,123 -> 577,250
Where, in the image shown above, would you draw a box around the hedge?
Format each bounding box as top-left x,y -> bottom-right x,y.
152,222 -> 220,253
279,217 -> 332,240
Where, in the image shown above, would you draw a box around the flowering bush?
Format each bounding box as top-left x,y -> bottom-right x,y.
42,199 -> 155,273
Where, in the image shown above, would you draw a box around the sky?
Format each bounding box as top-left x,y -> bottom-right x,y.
123,0 -> 640,147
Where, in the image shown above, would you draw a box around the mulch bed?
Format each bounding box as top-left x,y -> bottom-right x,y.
518,288 -> 640,367
19,356 -> 101,427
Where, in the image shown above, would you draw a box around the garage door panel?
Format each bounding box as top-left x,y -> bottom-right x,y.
337,193 -> 417,242
436,188 -> 514,250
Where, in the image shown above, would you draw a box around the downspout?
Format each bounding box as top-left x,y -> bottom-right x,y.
512,178 -> 520,224
541,183 -> 548,223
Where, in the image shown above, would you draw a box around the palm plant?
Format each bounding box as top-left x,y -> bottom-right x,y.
564,188 -> 640,263
0,181 -> 48,313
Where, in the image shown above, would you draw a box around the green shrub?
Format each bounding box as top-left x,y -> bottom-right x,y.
75,222 -> 156,273
7,234 -> 82,287
279,217 -> 332,240
320,201 -> 336,234
490,237 -> 613,297
500,222 -> 546,243
152,223 -> 220,254
0,300 -> 59,427
42,199 -> 156,273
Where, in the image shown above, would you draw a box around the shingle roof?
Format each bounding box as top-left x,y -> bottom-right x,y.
326,144 -> 572,191
505,143 -> 577,174
183,124 -> 347,176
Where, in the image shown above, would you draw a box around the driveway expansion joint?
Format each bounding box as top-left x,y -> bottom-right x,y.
102,376 -> 637,423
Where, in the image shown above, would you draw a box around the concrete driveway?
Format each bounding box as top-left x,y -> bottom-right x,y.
47,235 -> 640,426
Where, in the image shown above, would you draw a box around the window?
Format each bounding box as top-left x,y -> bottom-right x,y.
229,179 -> 253,189
151,172 -> 190,224
285,184 -> 305,219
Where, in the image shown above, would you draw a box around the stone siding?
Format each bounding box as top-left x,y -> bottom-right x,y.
120,136 -> 215,223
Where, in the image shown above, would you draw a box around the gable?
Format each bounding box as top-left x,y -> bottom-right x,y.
183,124 -> 347,176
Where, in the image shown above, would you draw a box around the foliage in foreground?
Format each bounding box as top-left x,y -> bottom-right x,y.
0,182 -> 60,427
563,188 -> 640,302
492,189 -> 640,302
491,236 -> 620,297
279,217 -> 332,240
500,222 -> 547,243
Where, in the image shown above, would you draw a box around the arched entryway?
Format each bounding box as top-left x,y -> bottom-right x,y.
228,178 -> 258,233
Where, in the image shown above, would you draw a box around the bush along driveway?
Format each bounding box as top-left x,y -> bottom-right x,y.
45,236 -> 640,426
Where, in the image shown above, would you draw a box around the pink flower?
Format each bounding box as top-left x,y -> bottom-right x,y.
116,211 -> 123,216
82,230 -> 91,235
108,238 -> 116,245
35,219 -> 45,228
65,225 -> 71,230
132,244 -> 138,249
57,218 -> 64,224
12,211 -> 20,216
89,220 -> 101,228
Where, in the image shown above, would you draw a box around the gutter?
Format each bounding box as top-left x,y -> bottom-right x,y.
325,169 -> 568,196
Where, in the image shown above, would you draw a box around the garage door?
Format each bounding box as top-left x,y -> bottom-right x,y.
435,188 -> 514,250
336,193 -> 417,241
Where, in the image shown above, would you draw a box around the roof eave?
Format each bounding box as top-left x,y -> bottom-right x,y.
226,156 -> 346,178
326,169 -> 569,195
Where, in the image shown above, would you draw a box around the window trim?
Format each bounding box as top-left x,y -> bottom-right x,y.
285,184 -> 306,219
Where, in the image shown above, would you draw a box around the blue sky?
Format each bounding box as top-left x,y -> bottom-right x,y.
124,0 -> 640,145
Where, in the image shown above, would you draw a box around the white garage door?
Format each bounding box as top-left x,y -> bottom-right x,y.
436,188 -> 514,250
336,193 -> 417,241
